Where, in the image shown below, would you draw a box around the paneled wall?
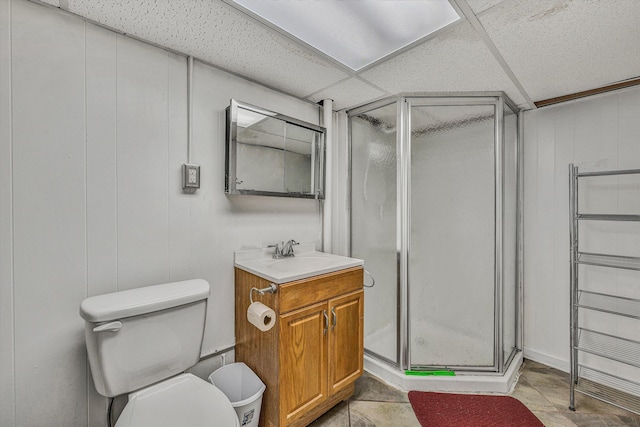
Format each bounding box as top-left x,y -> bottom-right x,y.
523,85 -> 640,371
0,0 -> 15,425
0,1 -> 323,426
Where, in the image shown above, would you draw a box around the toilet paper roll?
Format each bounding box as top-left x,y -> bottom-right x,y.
247,302 -> 276,332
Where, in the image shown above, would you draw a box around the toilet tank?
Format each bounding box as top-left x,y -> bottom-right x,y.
80,279 -> 210,397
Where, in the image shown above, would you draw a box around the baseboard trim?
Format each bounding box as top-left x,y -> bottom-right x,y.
523,347 -> 569,373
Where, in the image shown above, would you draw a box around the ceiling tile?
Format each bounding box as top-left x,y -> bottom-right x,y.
479,0 -> 640,101
306,78 -> 388,111
359,21 -> 526,106
64,0 -> 350,98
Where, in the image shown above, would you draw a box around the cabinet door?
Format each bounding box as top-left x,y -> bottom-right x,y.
328,290 -> 364,395
279,301 -> 328,426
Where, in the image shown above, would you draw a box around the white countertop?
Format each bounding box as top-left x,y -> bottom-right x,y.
234,243 -> 364,284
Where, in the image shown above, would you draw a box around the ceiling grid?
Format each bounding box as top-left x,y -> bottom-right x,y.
450,0 -> 535,109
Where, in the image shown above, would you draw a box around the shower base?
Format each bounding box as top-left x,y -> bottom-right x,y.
364,351 -> 523,394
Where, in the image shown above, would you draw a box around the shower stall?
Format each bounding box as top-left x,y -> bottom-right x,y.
349,94 -> 522,391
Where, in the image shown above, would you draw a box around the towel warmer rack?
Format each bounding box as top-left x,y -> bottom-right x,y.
569,164 -> 640,414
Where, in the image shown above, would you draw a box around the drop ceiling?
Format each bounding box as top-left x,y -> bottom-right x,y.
230,0 -> 460,71
35,0 -> 640,111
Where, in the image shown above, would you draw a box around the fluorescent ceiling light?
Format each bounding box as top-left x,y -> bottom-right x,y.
231,0 -> 460,71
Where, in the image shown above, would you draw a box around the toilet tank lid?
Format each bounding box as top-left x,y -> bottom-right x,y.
80,279 -> 210,322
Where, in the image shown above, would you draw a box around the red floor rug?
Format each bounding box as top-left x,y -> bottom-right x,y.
408,391 -> 544,427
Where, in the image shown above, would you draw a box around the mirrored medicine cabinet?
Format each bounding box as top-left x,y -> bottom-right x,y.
225,99 -> 326,199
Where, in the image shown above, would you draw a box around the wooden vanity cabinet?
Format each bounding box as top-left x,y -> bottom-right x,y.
235,266 -> 364,427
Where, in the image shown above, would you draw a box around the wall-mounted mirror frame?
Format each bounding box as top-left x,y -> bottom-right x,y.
225,99 -> 326,199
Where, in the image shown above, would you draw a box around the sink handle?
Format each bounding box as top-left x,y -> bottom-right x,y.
268,242 -> 284,258
323,310 -> 328,335
331,307 -> 336,331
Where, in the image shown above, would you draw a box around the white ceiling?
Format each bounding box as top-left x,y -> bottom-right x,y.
36,0 -> 640,111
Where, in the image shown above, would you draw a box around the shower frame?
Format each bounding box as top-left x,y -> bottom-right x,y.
347,92 -> 524,374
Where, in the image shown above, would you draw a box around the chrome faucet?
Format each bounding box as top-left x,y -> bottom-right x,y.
282,239 -> 299,257
269,240 -> 299,259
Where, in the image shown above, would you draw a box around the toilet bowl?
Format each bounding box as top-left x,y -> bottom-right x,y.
80,279 -> 240,427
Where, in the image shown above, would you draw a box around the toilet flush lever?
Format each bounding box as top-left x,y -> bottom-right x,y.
93,321 -> 123,333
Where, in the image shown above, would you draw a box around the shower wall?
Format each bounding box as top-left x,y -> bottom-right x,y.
349,95 -> 520,373
409,104 -> 496,368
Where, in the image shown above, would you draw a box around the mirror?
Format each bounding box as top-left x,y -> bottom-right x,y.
225,99 -> 325,199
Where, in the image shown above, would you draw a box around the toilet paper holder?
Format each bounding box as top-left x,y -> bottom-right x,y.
250,283 -> 277,303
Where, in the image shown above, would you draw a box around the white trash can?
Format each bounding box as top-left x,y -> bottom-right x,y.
209,362 -> 266,427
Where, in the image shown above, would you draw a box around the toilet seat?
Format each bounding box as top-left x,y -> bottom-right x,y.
115,374 -> 240,427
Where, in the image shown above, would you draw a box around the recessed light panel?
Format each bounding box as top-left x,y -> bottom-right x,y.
231,0 -> 460,71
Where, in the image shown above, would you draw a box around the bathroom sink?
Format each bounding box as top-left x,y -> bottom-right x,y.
265,255 -> 335,272
234,244 -> 363,284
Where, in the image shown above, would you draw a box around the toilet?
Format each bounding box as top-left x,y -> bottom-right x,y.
80,279 -> 240,427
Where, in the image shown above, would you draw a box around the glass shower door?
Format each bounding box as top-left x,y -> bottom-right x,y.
350,101 -> 399,365
408,101 -> 496,369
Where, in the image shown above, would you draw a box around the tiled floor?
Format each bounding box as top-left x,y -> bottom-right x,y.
310,359 -> 640,426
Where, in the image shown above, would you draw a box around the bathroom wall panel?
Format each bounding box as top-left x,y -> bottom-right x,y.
549,104 -> 574,357
574,95 -> 619,260
614,89 -> 640,355
527,106 -> 557,364
167,54 -> 191,283
186,62 -> 230,353
85,23 -> 118,427
573,93 -> 619,169
572,96 -> 620,357
0,0 -> 15,425
115,35 -> 171,291
11,1 -> 88,425
617,89 -> 640,300
619,89 -> 640,171
575,93 -> 632,381
195,64 -> 244,353
523,85 -> 640,372
331,111 -> 350,257
521,109 -> 539,364
86,25 -> 118,299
